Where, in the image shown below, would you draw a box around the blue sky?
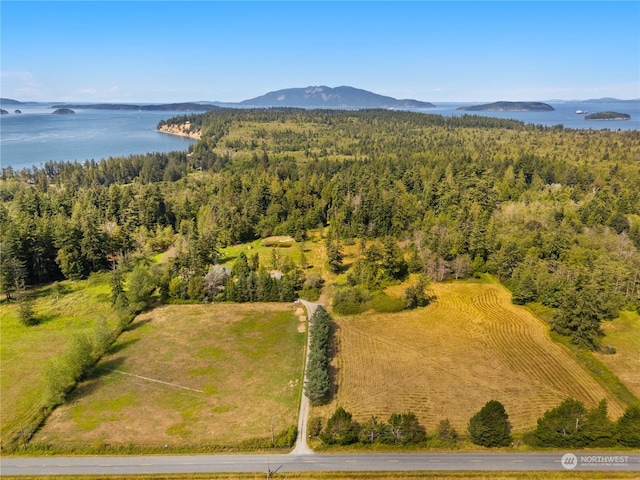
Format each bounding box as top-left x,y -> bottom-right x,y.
1,1 -> 639,102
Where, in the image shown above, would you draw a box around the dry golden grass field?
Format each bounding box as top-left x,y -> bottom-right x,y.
33,303 -> 305,448
312,279 -> 627,435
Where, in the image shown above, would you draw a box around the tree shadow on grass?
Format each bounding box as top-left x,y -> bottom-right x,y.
125,317 -> 152,332
33,313 -> 58,325
69,356 -> 127,402
328,322 -> 341,401
105,337 -> 140,355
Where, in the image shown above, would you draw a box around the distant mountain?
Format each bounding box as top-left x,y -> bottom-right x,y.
239,86 -> 436,109
581,98 -> 640,104
49,103 -> 220,112
458,101 -> 554,112
0,98 -> 23,105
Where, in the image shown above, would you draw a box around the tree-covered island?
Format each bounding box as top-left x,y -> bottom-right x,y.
585,111 -> 631,121
458,101 -> 555,112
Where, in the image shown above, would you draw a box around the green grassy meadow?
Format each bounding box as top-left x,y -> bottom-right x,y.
0,273 -> 120,449
596,311 -> 640,399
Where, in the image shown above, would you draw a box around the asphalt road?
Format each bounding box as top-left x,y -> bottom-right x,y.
2,452 -> 639,476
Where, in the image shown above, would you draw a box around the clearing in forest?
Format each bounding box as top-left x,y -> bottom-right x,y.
34,303 -> 305,447
312,279 -> 627,434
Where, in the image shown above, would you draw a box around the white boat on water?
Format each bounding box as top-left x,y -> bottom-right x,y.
576,110 -> 588,114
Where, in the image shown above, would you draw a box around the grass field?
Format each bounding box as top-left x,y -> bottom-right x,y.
0,273 -> 120,449
595,310 -> 640,399
32,303 -> 305,448
311,278 -> 627,435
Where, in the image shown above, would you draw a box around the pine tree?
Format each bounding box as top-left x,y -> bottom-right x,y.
468,400 -> 512,447
617,403 -> 640,447
531,398 -> 586,447
320,407 -> 360,445
325,238 -> 344,274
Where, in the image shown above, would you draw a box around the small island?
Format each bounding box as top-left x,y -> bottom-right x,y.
458,101 -> 554,112
584,111 -> 630,121
0,109 -> 8,115
15,110 -> 22,114
52,108 -> 76,115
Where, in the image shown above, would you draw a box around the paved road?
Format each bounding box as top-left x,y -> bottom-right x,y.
2,452 -> 639,475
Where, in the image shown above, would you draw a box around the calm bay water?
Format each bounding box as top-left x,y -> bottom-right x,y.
1,102 -> 638,171
1,107 -> 196,171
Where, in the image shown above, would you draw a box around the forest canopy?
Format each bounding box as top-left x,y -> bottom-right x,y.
2,108 -> 639,349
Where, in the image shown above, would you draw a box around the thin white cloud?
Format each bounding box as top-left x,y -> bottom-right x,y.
0,71 -> 45,100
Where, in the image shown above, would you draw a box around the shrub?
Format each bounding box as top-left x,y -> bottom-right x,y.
333,287 -> 370,315
404,275 -> 431,310
297,287 -> 320,301
308,417 -> 324,438
18,294 -> 38,326
369,292 -> 404,313
437,418 -> 459,443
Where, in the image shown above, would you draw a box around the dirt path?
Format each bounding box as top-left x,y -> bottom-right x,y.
290,298 -> 320,455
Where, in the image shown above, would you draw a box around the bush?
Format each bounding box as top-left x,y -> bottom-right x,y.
404,275 -> 431,310
468,400 -> 512,447
297,287 -> 320,301
308,417 -> 324,438
437,418 -> 459,443
333,287 -> 370,315
369,292 -> 404,313
18,294 -> 38,326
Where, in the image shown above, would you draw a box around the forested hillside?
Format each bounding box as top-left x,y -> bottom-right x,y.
2,108 -> 640,349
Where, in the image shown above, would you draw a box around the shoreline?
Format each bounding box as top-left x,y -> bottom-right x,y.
157,124 -> 201,140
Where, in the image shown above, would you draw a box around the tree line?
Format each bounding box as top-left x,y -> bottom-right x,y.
312,398 -> 640,448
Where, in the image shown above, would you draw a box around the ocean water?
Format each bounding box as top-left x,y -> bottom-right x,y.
425,101 -> 640,130
1,102 -> 638,171
0,107 -> 196,171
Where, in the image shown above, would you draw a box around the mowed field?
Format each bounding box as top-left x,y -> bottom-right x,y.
596,310 -> 640,399
34,303 -> 305,447
312,279 -> 627,434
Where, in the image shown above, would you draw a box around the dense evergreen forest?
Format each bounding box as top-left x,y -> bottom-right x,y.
2,108 -> 640,349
